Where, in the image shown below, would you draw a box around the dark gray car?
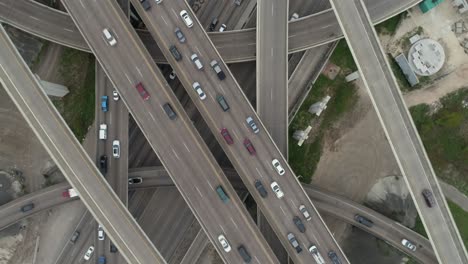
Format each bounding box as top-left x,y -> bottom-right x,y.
354,214 -> 374,227
169,45 -> 182,61
163,103 -> 177,120
287,233 -> 302,253
174,28 -> 185,43
293,216 -> 306,233
21,203 -> 34,212
139,0 -> 151,10
328,251 -> 342,264
255,180 -> 268,198
237,246 -> 251,263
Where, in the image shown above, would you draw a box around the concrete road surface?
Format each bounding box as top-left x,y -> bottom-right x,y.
0,24 -> 165,264
61,0 -> 280,263
329,0 -> 468,263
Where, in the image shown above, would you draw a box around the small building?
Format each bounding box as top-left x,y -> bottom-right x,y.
408,39 -> 445,76
395,54 -> 419,87
308,96 -> 331,116
453,0 -> 468,13
419,0 -> 445,13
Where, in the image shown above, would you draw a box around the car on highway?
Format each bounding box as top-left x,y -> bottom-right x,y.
169,70 -> 176,80
99,124 -> 107,140
246,116 -> 259,134
70,231 -> 80,244
112,140 -> 120,158
139,0 -> 150,10
174,28 -> 185,43
219,24 -> 227,32
217,234 -> 231,252
98,256 -> 106,264
128,177 -> 143,185
287,233 -> 302,253
354,214 -> 374,227
163,103 -> 177,120
180,10 -> 193,28
270,182 -> 284,199
299,205 -> 311,221
293,216 -> 306,233
308,244 -> 325,264
101,96 -> 108,112
169,45 -> 182,61
210,60 -> 226,80
401,238 -> 417,251
237,245 -> 252,263
220,128 -> 233,145
191,54 -> 204,70
99,155 -> 107,174
110,244 -> 118,253
328,250 -> 342,264
290,13 -> 299,21
422,189 -> 435,207
20,203 -> 34,212
255,180 -> 268,198
216,185 -> 230,203
98,225 -> 105,241
112,90 -> 119,101
155,0 -> 163,4
135,82 -> 150,101
209,17 -> 218,31
243,138 -> 256,155
84,246 -> 95,261
192,82 -> 206,100
102,28 -> 117,46
234,0 -> 242,5
272,159 -> 285,175
217,95 -> 230,111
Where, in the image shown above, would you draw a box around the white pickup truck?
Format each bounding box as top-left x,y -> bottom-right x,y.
62,188 -> 79,198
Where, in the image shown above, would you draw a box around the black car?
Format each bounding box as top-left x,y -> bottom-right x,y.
169,45 -> 182,61
293,216 -> 306,233
110,244 -> 118,253
139,0 -> 151,10
209,17 -> 218,31
99,155 -> 108,174
422,189 -> 436,207
354,214 -> 374,227
328,250 -> 342,264
255,180 -> 268,198
128,177 -> 143,185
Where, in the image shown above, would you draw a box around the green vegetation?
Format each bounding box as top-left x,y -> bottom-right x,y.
52,48 -> 95,142
289,73 -> 358,183
413,200 -> 468,248
329,40 -> 357,73
409,88 -> 468,195
376,14 -> 403,35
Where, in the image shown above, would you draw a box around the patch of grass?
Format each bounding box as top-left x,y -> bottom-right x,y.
376,14 -> 402,35
412,215 -> 428,238
288,75 -> 358,183
409,88 -> 468,195
448,200 -> 468,248
329,40 -> 357,73
52,48 -> 95,142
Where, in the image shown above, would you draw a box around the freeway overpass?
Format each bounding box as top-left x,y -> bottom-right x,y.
0,168 -> 437,264
0,0 -> 421,62
329,0 -> 468,263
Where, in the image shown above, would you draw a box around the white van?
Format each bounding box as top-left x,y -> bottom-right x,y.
99,124 -> 107,140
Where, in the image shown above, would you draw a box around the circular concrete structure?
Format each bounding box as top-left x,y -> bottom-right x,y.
408,39 -> 445,76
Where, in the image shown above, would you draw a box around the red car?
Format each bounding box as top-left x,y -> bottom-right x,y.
221,128 -> 233,145
243,138 -> 256,155
135,82 -> 150,101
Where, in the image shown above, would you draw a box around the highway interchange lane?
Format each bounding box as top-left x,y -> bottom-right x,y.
0,0 -> 421,62
132,0 -> 348,262
0,24 -> 164,264
330,0 -> 468,263
61,0 -> 280,263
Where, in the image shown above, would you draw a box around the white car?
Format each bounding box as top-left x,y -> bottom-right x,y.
155,0 -> 163,4
102,28 -> 117,46
180,10 -> 193,28
272,159 -> 285,175
169,71 -> 176,80
112,90 -> 119,101
112,140 -> 120,158
192,82 -> 206,100
401,239 -> 417,251
299,205 -> 311,221
83,246 -> 94,261
290,13 -> 299,21
98,225 -> 105,241
270,182 -> 284,199
219,24 -> 227,32
217,234 -> 231,252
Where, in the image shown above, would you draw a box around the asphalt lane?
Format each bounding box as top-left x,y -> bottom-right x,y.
0,0 -> 420,62
0,25 -> 165,264
329,0 -> 468,263
132,0 -> 349,262
61,0 -> 280,263
256,0 -> 289,155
